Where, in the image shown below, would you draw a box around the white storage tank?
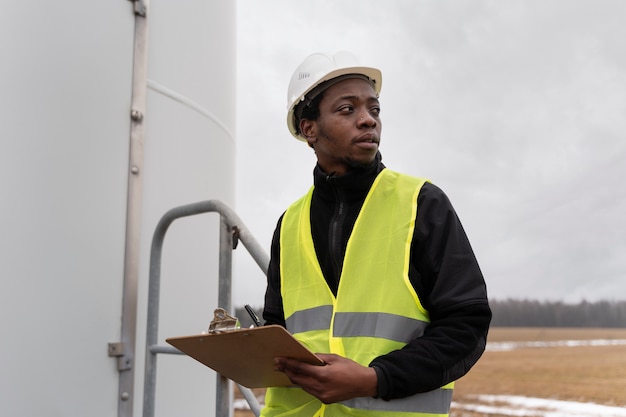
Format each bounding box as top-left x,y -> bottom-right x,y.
0,1 -> 237,416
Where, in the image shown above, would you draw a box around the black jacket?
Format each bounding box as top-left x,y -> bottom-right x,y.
263,152 -> 491,400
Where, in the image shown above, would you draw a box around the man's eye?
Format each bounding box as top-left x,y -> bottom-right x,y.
338,105 -> 354,113
371,107 -> 381,115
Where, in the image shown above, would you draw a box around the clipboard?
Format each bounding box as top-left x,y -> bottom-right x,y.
166,325 -> 325,388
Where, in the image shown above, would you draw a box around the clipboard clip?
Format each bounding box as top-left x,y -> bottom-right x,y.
208,308 -> 241,334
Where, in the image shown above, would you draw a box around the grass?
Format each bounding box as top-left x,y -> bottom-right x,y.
453,327 -> 626,408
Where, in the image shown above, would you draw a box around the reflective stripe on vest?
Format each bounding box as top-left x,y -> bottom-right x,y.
340,387 -> 454,414
288,307 -> 429,343
262,169 -> 454,417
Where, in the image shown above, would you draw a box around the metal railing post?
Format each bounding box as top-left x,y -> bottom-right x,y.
142,200 -> 268,417
216,216 -> 233,417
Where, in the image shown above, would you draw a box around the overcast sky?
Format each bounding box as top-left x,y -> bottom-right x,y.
232,0 -> 626,308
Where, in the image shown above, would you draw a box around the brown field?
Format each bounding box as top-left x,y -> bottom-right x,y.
235,327 -> 626,416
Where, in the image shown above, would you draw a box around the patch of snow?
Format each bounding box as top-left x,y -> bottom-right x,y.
486,339 -> 626,351
234,398 -> 252,410
454,395 -> 626,417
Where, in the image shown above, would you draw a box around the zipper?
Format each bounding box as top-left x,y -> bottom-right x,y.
327,176 -> 346,292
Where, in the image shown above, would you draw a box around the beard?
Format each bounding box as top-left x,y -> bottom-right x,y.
345,156 -> 377,170
313,123 -> 381,175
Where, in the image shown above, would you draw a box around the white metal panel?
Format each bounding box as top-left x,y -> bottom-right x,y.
0,1 -> 134,416
136,1 -> 236,416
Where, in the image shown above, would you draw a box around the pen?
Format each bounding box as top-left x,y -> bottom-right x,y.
244,304 -> 262,327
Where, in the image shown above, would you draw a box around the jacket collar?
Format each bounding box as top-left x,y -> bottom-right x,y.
312,152 -> 385,202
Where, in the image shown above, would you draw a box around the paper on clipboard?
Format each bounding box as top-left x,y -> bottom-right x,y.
166,325 -> 325,388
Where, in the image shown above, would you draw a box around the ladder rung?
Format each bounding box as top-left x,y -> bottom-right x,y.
149,344 -> 184,355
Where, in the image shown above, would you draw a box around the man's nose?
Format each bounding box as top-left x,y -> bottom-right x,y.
357,111 -> 377,127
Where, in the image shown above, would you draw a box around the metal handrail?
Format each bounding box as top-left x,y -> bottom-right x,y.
142,200 -> 269,417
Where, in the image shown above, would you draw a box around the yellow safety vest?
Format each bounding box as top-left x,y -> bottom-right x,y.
261,169 -> 454,417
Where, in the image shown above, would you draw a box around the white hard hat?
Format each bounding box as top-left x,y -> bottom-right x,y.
286,51 -> 382,141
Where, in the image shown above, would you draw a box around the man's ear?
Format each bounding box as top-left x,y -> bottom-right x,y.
299,119 -> 317,147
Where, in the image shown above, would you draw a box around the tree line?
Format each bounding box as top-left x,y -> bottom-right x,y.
489,299 -> 626,328
237,299 -> 626,329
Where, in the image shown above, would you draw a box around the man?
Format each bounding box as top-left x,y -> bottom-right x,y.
261,52 -> 491,417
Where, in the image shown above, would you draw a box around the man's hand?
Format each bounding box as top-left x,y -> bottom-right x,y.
273,353 -> 378,404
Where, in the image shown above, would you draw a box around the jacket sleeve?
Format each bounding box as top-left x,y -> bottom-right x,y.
262,214 -> 287,327
369,182 -> 491,399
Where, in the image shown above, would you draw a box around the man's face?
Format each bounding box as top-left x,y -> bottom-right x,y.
301,78 -> 382,176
